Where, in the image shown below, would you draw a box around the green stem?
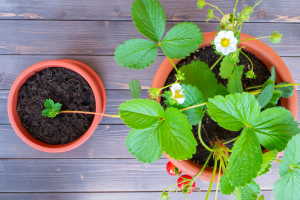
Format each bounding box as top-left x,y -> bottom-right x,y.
218,150 -> 229,162
245,85 -> 263,90
206,3 -> 225,16
210,55 -> 224,70
240,49 -> 254,73
58,111 -> 120,118
275,83 -> 300,88
180,102 -> 207,111
240,36 -> 276,43
198,121 -> 215,152
275,158 -> 281,163
253,0 -> 263,9
239,21 -> 243,32
191,152 -> 213,183
223,136 -> 239,144
232,0 -> 238,29
161,82 -> 180,90
219,156 -> 227,173
213,16 -> 221,21
215,162 -> 222,200
206,158 -> 218,200
169,57 -> 179,73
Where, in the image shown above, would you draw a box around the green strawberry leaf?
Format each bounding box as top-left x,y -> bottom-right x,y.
197,0 -> 205,9
220,171 -> 235,195
269,66 -> 276,83
269,31 -> 283,44
276,82 -> 294,98
181,60 -> 228,101
237,5 -> 253,22
227,127 -> 263,187
278,135 -> 300,176
119,99 -> 164,129
235,180 -> 260,200
252,107 -> 300,152
258,150 -> 277,176
274,135 -> 300,200
274,168 -> 300,200
219,54 -> 235,79
114,39 -> 158,70
53,102 -> 62,112
264,90 -> 282,109
44,99 -> 55,109
160,22 -> 203,59
206,9 -> 214,22
256,79 -> 275,108
126,123 -> 162,163
160,107 -> 197,160
131,0 -> 166,42
227,65 -> 244,94
42,109 -> 50,117
207,93 -> 260,131
129,79 -> 141,99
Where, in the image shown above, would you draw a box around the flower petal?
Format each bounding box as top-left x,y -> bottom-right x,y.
230,37 -> 238,45
170,87 -> 176,98
220,47 -> 226,55
228,43 -> 237,52
177,98 -> 185,104
179,90 -> 185,95
214,36 -> 222,45
223,47 -> 230,55
218,30 -> 226,38
225,31 -> 234,39
216,44 -> 222,52
171,83 -> 182,91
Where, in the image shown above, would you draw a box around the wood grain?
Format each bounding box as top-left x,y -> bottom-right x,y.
1,56 -> 300,90
0,159 -> 279,192
0,0 -> 299,23
0,191 -> 274,200
0,21 -> 299,56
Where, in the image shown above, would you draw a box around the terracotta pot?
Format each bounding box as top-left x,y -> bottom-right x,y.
151,31 -> 298,182
7,60 -> 106,153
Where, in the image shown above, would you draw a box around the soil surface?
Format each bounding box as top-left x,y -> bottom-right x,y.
161,46 -> 278,168
17,67 -> 96,145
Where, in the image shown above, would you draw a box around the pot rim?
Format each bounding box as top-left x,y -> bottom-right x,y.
151,31 -> 298,182
7,60 -> 105,153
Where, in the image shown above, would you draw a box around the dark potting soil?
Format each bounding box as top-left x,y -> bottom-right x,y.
161,46 -> 280,168
17,67 -> 96,145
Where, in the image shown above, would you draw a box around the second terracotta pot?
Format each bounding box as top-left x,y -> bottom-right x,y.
151,31 -> 298,182
7,60 -> 107,153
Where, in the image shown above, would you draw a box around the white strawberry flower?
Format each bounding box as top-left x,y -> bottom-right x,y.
214,31 -> 238,55
170,83 -> 185,104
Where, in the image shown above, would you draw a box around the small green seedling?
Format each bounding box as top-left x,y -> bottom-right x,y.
42,99 -> 62,118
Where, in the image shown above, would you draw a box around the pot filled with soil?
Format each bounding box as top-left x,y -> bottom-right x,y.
7,60 -> 106,153
151,31 -> 298,182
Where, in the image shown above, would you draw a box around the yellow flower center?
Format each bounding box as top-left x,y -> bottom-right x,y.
221,38 -> 230,47
174,91 -> 181,98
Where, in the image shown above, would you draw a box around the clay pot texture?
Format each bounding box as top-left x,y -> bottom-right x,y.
151,31 -> 298,182
7,60 -> 106,153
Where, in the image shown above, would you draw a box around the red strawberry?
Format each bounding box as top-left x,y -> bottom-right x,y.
177,175 -> 196,194
166,161 -> 182,176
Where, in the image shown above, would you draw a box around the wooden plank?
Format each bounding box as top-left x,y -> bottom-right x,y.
1,90 -> 300,125
0,21 -> 299,56
0,55 -> 162,90
1,56 -> 300,90
0,89 -> 148,125
0,124 -> 134,158
0,191 -> 274,200
0,0 -> 299,23
0,159 -> 279,192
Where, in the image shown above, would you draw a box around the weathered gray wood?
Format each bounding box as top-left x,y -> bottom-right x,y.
1,56 -> 300,91
0,125 -> 133,158
1,90 -> 300,125
0,55 -> 162,90
0,0 -> 299,23
0,89 -> 148,125
0,159 -> 279,192
0,191 -> 274,200
0,21 -> 298,56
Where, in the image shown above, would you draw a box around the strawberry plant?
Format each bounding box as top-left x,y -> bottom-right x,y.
114,0 -> 300,199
